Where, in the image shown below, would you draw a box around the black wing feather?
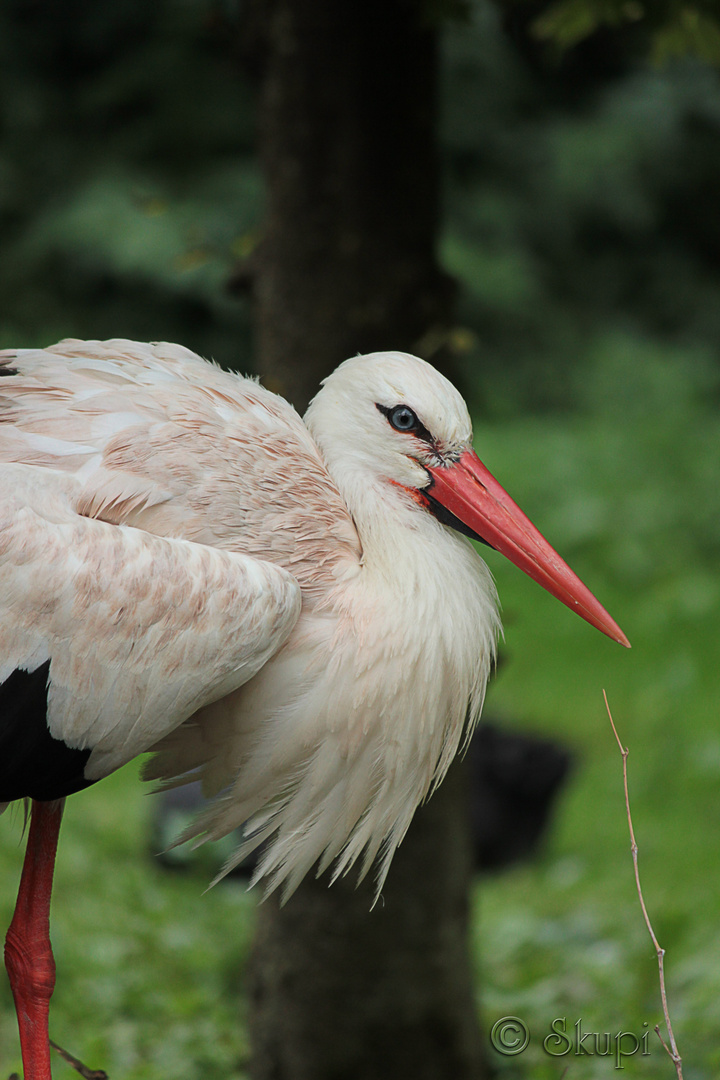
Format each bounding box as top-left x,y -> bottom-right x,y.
0,662 -> 94,802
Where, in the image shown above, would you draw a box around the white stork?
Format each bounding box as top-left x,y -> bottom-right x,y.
0,340 -> 628,1078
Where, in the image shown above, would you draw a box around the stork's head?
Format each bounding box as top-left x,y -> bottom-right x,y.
305,351 -> 629,647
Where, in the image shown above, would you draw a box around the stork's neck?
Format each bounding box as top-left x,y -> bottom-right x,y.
362,484 -> 446,579
325,460 -> 482,606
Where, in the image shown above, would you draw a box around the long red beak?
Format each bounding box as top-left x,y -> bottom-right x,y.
427,450 -> 630,647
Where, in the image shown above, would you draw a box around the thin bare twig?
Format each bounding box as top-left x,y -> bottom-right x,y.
603,690 -> 683,1079
49,1039 -> 109,1080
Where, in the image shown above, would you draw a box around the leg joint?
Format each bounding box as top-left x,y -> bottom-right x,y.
5,927 -> 56,1004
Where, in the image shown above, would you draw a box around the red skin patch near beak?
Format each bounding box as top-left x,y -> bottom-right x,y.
387,478 -> 432,510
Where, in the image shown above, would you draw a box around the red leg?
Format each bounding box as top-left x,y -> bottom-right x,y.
5,798 -> 65,1080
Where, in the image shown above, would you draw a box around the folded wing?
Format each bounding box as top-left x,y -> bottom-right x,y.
0,340 -> 361,602
0,467 -> 301,802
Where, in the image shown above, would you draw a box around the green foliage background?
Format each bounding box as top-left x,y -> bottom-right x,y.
2,0 -> 720,1076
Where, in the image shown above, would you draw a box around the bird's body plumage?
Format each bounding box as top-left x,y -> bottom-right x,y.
0,339 -> 498,896
0,339 -> 629,1080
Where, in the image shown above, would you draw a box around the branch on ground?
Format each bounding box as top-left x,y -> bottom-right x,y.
50,1039 -> 109,1080
603,690 -> 684,1080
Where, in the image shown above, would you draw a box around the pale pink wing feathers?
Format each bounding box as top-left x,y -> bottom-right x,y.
0,466 -> 300,787
0,339 -> 361,604
0,339 -> 361,783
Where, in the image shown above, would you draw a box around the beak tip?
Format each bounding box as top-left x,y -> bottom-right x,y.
602,619 -> 631,649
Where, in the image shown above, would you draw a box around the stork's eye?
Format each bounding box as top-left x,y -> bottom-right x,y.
389,405 -> 419,432
375,402 -> 434,443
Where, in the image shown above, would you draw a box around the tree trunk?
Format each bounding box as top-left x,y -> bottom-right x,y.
245,1 -> 486,1077
249,765 -> 483,1080
249,0 -> 455,410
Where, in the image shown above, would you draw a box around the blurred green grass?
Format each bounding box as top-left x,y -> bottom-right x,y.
478,340 -> 720,1078
1,342 -> 718,1078
0,761 -> 257,1079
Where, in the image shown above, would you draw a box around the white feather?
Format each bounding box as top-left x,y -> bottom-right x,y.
1,341 -> 500,899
